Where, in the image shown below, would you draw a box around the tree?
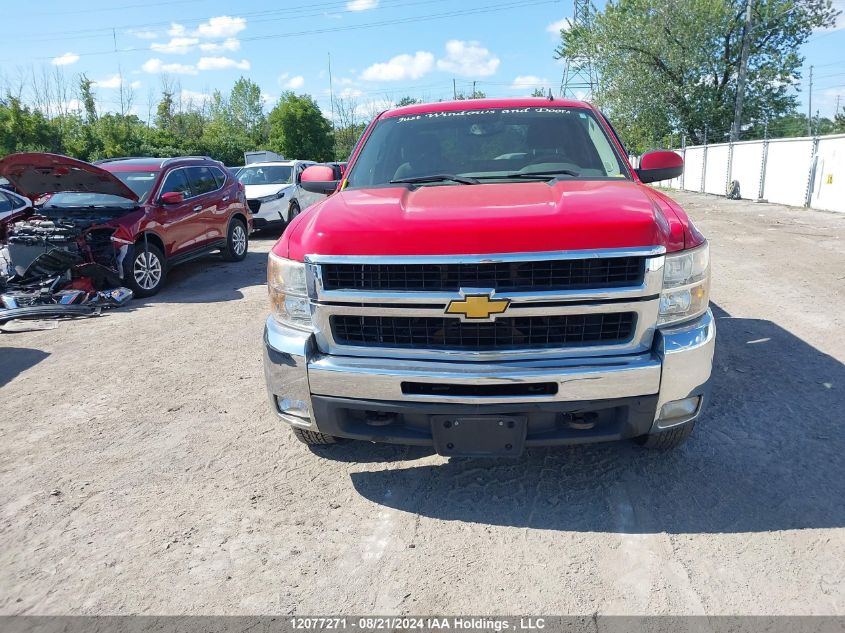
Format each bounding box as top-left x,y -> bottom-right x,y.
268,92 -> 333,161
558,0 -> 839,152
531,88 -> 547,98
229,77 -> 267,146
331,95 -> 367,161
395,96 -> 420,107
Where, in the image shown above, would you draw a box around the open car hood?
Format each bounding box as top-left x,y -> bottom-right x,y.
0,152 -> 139,202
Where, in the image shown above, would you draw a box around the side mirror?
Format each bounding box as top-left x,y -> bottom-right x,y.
636,150 -> 683,184
300,165 -> 339,195
160,191 -> 185,204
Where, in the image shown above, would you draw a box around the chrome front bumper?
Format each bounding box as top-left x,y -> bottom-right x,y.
263,309 -> 715,441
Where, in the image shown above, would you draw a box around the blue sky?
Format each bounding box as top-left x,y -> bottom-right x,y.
2,0 -> 844,122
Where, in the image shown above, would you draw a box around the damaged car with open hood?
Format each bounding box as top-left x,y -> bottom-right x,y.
0,153 -> 251,317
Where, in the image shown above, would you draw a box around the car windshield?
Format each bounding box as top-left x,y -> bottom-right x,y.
43,192 -> 138,209
111,171 -> 159,203
346,106 -> 629,188
237,166 -> 293,185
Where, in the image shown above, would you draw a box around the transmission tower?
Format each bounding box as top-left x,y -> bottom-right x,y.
559,0 -> 597,100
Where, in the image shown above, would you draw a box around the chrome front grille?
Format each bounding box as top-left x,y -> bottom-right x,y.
331,313 -> 637,351
306,247 -> 665,362
321,257 -> 644,292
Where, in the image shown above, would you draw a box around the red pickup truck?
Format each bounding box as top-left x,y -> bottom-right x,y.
263,98 -> 714,456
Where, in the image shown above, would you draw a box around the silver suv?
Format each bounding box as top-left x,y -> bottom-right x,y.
236,160 -> 327,230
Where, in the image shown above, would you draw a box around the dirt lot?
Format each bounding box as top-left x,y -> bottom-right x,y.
1,191 -> 844,616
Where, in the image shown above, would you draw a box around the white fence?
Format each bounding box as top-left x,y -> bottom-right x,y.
655,133 -> 845,213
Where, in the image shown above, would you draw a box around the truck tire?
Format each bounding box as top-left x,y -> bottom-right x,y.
124,242 -> 167,298
221,218 -> 248,262
635,421 -> 695,449
292,427 -> 337,446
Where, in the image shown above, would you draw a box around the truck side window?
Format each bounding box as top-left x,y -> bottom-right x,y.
585,116 -> 622,177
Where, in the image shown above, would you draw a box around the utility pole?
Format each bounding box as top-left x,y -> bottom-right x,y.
835,95 -> 841,117
807,65 -> 814,136
328,52 -> 337,160
730,0 -> 753,142
472,80 -> 476,98
452,78 -> 457,100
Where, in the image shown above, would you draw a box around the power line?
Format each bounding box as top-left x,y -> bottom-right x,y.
26,0 -> 555,62
12,0 -> 463,44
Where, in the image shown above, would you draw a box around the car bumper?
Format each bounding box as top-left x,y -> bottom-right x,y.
263,309 -> 715,451
248,197 -> 288,226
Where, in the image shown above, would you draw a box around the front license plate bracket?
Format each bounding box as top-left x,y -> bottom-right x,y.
431,415 -> 527,457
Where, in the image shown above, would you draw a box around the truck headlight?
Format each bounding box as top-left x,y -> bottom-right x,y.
267,252 -> 312,329
658,242 -> 710,326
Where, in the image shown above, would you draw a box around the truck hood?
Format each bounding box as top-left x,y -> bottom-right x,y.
0,152 -> 139,201
244,183 -> 293,199
283,179 -> 686,259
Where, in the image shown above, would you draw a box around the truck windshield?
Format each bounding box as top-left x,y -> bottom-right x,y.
237,166 -> 293,185
346,107 -> 629,188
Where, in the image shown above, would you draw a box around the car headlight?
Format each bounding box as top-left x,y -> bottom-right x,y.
258,190 -> 285,203
267,252 -> 312,329
658,242 -> 710,326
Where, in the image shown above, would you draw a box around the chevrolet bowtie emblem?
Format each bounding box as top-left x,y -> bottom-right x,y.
446,294 -> 510,320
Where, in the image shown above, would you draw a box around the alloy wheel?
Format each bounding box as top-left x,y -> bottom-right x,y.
133,251 -> 162,290
232,224 -> 247,256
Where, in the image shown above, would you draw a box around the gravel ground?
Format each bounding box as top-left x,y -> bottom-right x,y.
1,191 -> 844,616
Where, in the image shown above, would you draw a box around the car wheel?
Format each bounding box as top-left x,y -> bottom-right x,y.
222,218 -> 248,262
288,201 -> 301,221
292,427 -> 337,446
124,242 -> 166,298
634,421 -> 695,450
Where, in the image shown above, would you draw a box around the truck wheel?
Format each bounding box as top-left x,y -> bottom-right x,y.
635,421 -> 695,450
292,427 -> 337,446
124,242 -> 167,298
221,218 -> 248,262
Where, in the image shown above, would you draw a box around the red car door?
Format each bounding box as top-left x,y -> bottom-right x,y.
185,166 -> 226,247
154,168 -> 201,255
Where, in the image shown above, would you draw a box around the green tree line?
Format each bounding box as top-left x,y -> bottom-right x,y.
0,76 -> 340,165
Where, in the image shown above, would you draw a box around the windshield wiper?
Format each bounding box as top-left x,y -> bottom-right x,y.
474,169 -> 581,181
390,174 -> 480,186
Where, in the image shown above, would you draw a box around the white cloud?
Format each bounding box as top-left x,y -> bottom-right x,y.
180,89 -> 211,105
279,72 -> 305,90
153,17 -> 246,56
94,74 -> 142,89
129,29 -> 158,40
51,52 -> 79,66
340,87 -> 364,99
510,75 -> 551,91
361,51 -> 434,81
546,17 -> 571,34
141,58 -> 198,75
436,40 -> 499,77
196,56 -> 250,71
151,37 -> 200,55
199,38 -> 241,52
196,16 -> 246,38
346,0 -> 379,10
168,22 -> 187,37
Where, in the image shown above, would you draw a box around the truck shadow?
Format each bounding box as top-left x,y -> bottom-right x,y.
346,304 -> 845,533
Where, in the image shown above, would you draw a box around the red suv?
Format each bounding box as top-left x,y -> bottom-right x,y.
0,153 -> 252,297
